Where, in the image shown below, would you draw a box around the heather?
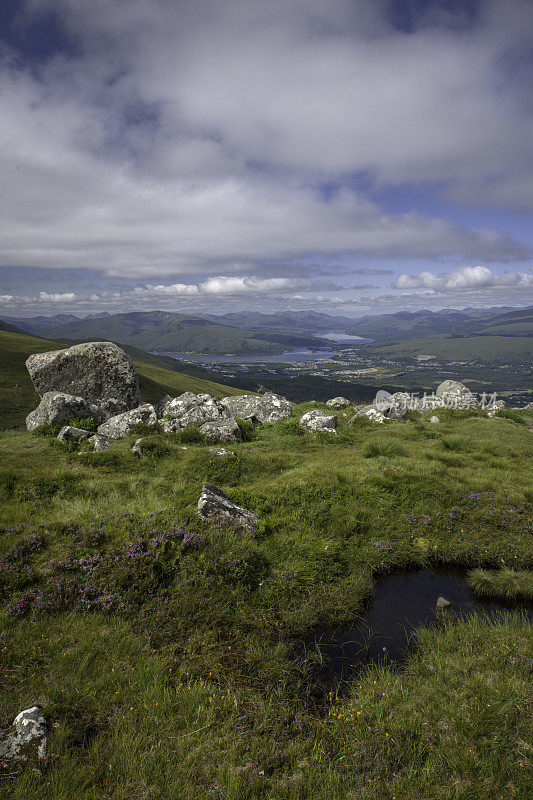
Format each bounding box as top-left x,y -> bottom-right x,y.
1,405 -> 532,798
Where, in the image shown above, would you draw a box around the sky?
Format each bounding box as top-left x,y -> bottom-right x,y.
1,0 -> 532,319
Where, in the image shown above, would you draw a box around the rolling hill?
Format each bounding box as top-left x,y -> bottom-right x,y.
40,311 -> 293,355
0,330 -> 247,430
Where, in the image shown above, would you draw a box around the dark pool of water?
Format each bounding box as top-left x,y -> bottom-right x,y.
299,569 -> 532,683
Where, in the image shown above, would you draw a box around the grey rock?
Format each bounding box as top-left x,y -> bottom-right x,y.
131,438 -> 144,457
326,396 -> 351,409
26,391 -> 102,432
299,409 -> 337,433
436,596 -> 451,610
26,341 -> 141,412
429,415 -> 440,424
158,393 -> 232,428
97,403 -> 157,439
199,419 -> 242,443
350,406 -> 386,424
57,425 -> 93,443
197,484 -> 259,531
87,434 -> 110,452
221,392 -> 292,424
435,380 -> 478,409
0,706 -> 47,776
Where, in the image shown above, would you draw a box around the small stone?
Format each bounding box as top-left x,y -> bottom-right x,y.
299,410 -> 337,433
326,397 -> 351,409
131,438 -> 144,457
0,706 -> 47,775
57,425 -> 92,443
436,596 -> 451,609
197,484 -> 259,532
429,415 -> 440,424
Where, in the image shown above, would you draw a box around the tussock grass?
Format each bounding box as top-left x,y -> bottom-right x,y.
468,568 -> 533,601
0,400 -> 532,798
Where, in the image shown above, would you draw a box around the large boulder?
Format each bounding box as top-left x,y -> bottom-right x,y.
0,706 -> 47,776
158,393 -> 232,429
299,409 -> 337,433
97,403 -> 157,439
326,396 -> 351,409
435,380 -> 478,409
197,484 -> 259,531
26,391 -> 101,432
26,342 -> 141,413
199,419 -> 242,443
221,392 -> 292,424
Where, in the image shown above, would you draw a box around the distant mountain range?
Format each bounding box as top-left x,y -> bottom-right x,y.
204,307 -> 532,341
1,306 -> 530,355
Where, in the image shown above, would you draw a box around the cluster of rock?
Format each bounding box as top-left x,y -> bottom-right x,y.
24,342 -> 293,447
349,380 -> 507,424
25,342 -> 513,446
0,706 -> 47,776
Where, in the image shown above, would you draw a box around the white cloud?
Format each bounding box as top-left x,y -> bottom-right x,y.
0,0 -> 530,291
394,265 -> 533,292
0,294 -> 14,303
38,291 -> 78,302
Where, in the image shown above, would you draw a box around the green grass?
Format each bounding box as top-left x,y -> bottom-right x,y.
0,330 -> 247,430
468,568 -> 533,601
0,365 -> 532,797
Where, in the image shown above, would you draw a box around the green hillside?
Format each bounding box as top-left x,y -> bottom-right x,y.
48,311 -> 284,355
370,334 -> 533,361
0,330 -> 246,430
0,397 -> 532,799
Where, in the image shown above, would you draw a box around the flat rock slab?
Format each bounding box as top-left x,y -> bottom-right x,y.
197,484 -> 259,531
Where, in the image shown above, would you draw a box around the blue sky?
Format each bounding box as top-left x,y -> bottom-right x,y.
0,0 -> 532,318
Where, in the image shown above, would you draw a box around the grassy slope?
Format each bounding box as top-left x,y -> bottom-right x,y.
0,330 -> 247,430
1,368 -> 532,796
369,334 -> 533,361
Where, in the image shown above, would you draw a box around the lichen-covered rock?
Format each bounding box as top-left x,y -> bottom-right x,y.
0,706 -> 47,776
26,391 -> 101,432
131,438 -> 144,457
87,434 -> 110,452
435,380 -> 478,409
26,341 -> 141,412
199,419 -> 242,443
350,406 -> 386,424
97,404 -> 157,439
57,425 -> 93,443
197,484 -> 259,531
326,397 -> 351,409
299,409 -> 337,433
158,393 -> 232,428
221,392 -> 292,424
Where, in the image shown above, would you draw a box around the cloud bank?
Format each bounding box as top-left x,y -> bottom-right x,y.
0,0 -> 532,313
